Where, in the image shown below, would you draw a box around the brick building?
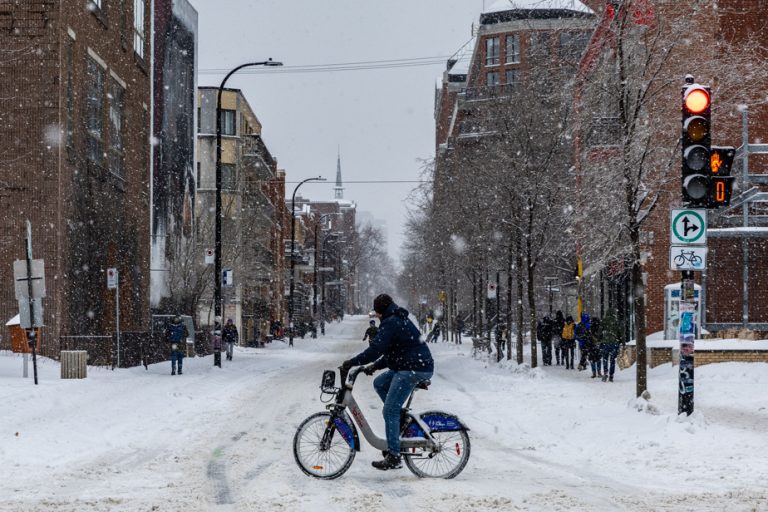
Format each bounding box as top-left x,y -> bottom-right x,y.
575,0 -> 768,337
0,0 -> 152,358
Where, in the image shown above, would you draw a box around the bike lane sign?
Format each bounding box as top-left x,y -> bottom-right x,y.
670,209 -> 706,245
670,245 -> 707,271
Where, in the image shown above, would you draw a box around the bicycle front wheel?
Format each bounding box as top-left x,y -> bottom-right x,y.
404,429 -> 471,479
293,412 -> 356,479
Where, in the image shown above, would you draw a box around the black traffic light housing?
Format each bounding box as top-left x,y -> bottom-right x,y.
681,76 -> 711,207
708,145 -> 736,208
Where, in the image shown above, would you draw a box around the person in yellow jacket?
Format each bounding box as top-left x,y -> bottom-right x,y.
561,315 -> 576,370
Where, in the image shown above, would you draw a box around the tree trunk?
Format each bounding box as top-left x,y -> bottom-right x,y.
631,229 -> 647,397
507,241 -> 513,360
527,255 -> 538,369
516,235 -> 525,365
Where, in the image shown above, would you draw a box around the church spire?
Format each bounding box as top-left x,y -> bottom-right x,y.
334,147 -> 344,200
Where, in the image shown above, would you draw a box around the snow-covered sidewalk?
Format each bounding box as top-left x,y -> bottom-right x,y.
1,316 -> 766,511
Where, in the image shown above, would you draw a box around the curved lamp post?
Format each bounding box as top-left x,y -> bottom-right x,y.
289,176 -> 327,345
214,58 -> 282,324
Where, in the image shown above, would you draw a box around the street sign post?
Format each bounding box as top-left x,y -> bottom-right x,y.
670,209 -> 707,245
107,268 -> 120,368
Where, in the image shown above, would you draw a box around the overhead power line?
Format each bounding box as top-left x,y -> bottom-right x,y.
199,55 -> 453,75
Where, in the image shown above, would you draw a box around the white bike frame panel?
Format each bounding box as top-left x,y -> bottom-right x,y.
341,389 -> 437,452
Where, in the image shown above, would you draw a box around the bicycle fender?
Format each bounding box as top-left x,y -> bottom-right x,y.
333,412 -> 361,451
419,410 -> 470,432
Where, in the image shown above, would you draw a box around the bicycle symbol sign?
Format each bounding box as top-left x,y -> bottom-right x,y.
669,245 -> 707,271
670,209 -> 707,245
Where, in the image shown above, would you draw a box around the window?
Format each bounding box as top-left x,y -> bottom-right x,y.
85,57 -> 105,164
108,78 -> 125,179
559,31 -> 590,61
485,37 -> 500,66
487,71 -> 500,86
197,162 -> 201,186
528,32 -> 550,60
65,37 -> 75,148
222,163 -> 237,190
589,116 -> 621,147
220,109 -> 236,136
505,35 -> 520,64
197,107 -> 201,133
119,0 -> 128,49
133,0 -> 145,58
505,69 -> 519,86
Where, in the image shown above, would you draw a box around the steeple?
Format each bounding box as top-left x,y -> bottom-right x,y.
334,147 -> 344,200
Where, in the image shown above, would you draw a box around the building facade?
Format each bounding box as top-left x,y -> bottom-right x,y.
151,0 -> 198,313
196,87 -> 285,342
0,0 -> 152,358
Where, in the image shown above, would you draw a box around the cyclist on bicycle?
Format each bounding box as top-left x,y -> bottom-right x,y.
341,293 -> 434,471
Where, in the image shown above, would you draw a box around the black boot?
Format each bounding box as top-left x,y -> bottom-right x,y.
372,452 -> 402,470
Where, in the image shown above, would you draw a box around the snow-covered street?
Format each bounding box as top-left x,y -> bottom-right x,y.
1,315 -> 767,511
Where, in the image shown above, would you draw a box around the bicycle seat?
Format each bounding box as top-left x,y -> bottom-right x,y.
416,380 -> 431,390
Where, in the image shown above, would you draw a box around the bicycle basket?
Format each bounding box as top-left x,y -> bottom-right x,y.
320,370 -> 336,393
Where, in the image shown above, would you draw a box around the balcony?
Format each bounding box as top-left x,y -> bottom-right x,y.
461,83 -> 517,103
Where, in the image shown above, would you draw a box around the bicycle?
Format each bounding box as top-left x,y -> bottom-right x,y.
293,366 -> 471,479
673,249 -> 702,267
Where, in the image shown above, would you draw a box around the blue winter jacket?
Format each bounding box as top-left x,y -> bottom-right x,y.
576,313 -> 591,349
347,302 -> 434,372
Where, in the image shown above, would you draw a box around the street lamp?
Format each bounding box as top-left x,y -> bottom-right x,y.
289,176 -> 327,346
215,58 -> 283,325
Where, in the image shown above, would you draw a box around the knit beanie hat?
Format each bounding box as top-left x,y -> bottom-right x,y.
373,294 -> 394,315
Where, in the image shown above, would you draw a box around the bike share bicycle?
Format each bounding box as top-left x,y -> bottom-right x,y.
293,365 -> 471,479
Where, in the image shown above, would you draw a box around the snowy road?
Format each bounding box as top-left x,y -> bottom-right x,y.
1,315 -> 767,511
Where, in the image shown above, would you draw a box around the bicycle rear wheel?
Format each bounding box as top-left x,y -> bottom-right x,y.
403,429 -> 470,479
293,412 -> 355,479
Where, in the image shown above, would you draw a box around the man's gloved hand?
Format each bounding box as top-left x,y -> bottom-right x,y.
340,360 -> 353,372
362,365 -> 376,376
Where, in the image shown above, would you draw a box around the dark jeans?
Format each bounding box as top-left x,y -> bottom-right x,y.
541,340 -> 552,365
601,343 -> 619,377
171,350 -> 184,371
562,341 -> 575,369
373,369 -> 433,455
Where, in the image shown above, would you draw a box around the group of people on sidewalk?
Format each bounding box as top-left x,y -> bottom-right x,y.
536,309 -> 623,382
164,315 -> 239,375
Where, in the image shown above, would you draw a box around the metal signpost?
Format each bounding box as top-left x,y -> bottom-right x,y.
13,221 -> 45,385
669,208 -> 706,416
107,268 -> 119,368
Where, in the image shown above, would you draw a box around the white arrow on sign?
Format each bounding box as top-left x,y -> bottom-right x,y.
670,209 -> 707,245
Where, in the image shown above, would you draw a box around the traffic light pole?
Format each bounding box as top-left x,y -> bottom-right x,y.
678,269 -> 695,415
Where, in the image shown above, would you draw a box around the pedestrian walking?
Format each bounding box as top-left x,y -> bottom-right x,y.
363,319 -> 378,345
495,322 -> 507,355
599,309 -> 622,382
455,317 -> 465,344
223,318 -> 238,361
576,313 -> 592,371
164,315 -> 189,375
211,321 -> 222,368
426,321 -> 441,343
561,315 -> 576,369
588,317 -> 603,378
553,310 -> 565,365
541,316 -> 554,366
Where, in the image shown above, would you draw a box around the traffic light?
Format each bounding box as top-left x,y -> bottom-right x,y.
681,80 -> 711,207
708,146 -> 736,208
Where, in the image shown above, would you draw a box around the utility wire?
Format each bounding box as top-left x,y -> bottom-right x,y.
283,180 -> 431,184
199,55 -> 453,75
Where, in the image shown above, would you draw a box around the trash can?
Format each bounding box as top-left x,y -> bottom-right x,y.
61,350 -> 88,379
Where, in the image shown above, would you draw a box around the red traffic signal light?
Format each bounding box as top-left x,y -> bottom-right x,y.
681,80 -> 712,207
684,87 -> 710,114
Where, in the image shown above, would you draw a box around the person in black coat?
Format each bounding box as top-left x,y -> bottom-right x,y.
342,294 -> 433,471
553,310 -> 565,365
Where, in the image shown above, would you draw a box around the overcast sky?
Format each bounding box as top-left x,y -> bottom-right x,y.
189,0 -> 488,262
